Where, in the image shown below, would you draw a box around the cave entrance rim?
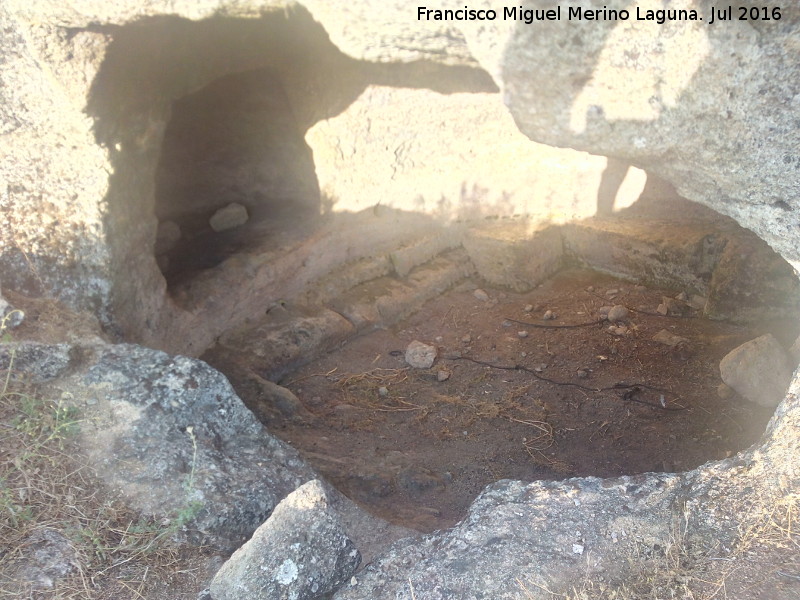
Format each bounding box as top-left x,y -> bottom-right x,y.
198,193 -> 800,531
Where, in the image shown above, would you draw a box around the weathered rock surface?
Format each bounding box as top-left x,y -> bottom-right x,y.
5,528 -> 79,591
0,7 -> 113,323
210,479 -> 360,600
562,198 -> 800,321
463,224 -> 563,292
463,0 -> 800,267
0,341 -> 316,552
203,306 -> 355,382
327,249 -> 475,333
305,84 -> 610,222
0,340 -> 414,566
720,334 -> 796,408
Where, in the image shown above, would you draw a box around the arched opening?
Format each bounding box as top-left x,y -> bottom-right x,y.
153,67 -> 320,285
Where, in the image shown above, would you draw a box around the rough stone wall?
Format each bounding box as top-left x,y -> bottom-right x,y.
0,8 -> 112,320
306,85 -> 613,219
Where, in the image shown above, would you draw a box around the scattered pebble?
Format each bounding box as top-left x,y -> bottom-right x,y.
209,202 -> 249,232
720,334 -> 794,408
523,304 -> 534,313
0,302 -> 24,329
543,310 -> 557,320
461,334 -> 472,344
378,386 -> 389,397
576,369 -> 589,379
598,305 -> 613,319
660,296 -> 691,316
607,305 -> 629,323
405,340 -> 437,369
717,383 -> 734,400
676,291 -> 688,301
586,286 -> 595,293
605,288 -> 619,297
608,325 -> 628,336
652,329 -> 689,347
656,303 -> 669,316
473,289 -> 490,302
534,363 -> 548,372
434,336 -> 443,343
689,295 -> 708,310
517,331 -> 529,339
437,370 -> 451,382
502,320 -> 513,328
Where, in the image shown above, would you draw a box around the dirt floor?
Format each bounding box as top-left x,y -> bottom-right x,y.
259,268 -> 797,533
3,271 -> 798,599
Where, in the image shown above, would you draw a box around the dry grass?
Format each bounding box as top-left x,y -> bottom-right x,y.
0,322 -> 210,598
330,366 -> 564,460
691,492 -> 800,600
335,368 -> 419,411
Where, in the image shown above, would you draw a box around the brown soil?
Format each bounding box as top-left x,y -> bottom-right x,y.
263,268 -> 794,533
